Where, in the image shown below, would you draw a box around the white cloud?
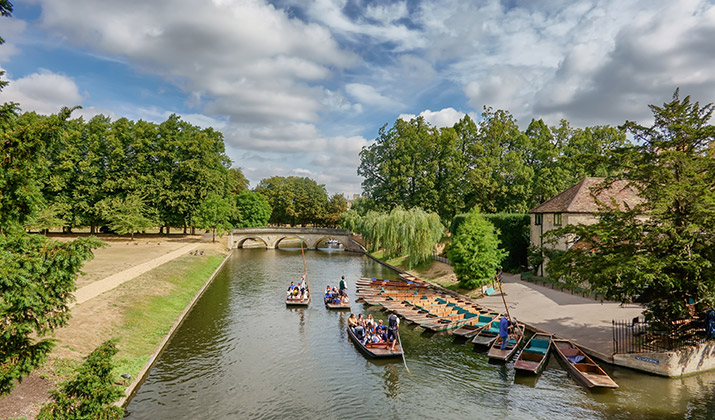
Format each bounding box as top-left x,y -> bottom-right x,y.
0,19 -> 26,62
36,0 -> 357,126
398,107 -> 466,128
345,83 -> 402,109
1,69 -> 83,115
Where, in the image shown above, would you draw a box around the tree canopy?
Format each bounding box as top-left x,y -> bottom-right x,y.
255,176 -> 345,226
546,90 -> 715,327
359,110 -> 630,221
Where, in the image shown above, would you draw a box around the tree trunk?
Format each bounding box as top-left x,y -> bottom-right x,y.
90,225 -> 95,234
159,226 -> 164,234
191,226 -> 196,235
212,227 -> 216,243
131,231 -> 134,241
183,224 -> 187,234
165,224 -> 170,236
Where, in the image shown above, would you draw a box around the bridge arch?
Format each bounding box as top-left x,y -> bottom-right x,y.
235,237 -> 269,248
313,236 -> 348,250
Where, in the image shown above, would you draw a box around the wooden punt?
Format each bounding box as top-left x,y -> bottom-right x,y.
452,314 -> 497,339
286,295 -> 310,306
487,324 -> 525,362
471,320 -> 501,347
347,326 -> 403,358
324,296 -> 351,310
552,339 -> 618,389
514,333 -> 552,374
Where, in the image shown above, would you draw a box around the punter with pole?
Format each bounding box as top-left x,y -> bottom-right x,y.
387,313 -> 400,351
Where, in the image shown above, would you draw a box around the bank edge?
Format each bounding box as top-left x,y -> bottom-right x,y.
118,251 -> 233,407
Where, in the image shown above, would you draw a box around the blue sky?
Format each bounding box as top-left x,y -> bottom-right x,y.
2,0 -> 715,195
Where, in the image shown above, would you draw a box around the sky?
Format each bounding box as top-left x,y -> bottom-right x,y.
1,0 -> 715,196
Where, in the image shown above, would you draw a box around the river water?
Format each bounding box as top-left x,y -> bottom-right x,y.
124,249 -> 715,419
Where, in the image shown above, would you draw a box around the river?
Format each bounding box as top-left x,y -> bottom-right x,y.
124,249 -> 715,419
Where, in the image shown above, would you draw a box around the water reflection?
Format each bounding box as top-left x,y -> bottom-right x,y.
125,249 -> 715,420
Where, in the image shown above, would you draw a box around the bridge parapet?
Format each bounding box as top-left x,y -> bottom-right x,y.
229,227 -> 363,252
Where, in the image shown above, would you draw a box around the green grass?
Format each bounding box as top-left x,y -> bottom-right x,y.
110,254 -> 227,379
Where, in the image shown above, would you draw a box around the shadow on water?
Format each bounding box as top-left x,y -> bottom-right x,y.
124,249 -> 715,420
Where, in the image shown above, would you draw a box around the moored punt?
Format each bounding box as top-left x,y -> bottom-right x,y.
487,324 -> 525,362
471,320 -> 501,347
347,326 -> 403,358
552,339 -> 618,389
286,295 -> 310,306
514,333 -> 552,374
452,314 -> 497,339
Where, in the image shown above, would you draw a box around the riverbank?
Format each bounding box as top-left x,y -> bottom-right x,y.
0,236 -> 228,420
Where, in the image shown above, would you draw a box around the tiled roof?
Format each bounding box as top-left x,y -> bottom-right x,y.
530,177 -> 643,214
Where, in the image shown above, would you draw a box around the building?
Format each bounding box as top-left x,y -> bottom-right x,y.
529,177 -> 642,277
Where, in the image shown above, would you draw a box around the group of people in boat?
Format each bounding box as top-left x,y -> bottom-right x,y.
348,312 -> 400,351
286,275 -> 309,300
324,275 -> 349,304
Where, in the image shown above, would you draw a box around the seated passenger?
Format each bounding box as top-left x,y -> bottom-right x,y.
347,313 -> 357,328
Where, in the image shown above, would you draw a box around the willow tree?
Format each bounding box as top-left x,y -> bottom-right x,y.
357,208 -> 443,268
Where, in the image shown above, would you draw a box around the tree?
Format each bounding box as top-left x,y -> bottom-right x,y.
339,209 -> 361,233
448,207 -> 506,289
547,90 -> 715,328
323,193 -> 348,227
255,176 -> 329,226
355,207 -> 444,268
99,194 -> 154,240
226,168 -> 249,194
38,339 -> 124,420
1,107 -> 102,395
194,193 -> 233,242
232,191 -> 271,228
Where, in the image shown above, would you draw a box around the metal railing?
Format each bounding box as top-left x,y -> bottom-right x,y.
432,254 -> 452,265
612,318 -> 706,354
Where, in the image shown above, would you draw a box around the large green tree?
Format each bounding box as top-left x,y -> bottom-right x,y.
194,193 -> 233,242
232,191 -> 271,228
547,90 -> 715,328
448,207 -> 506,289
255,176 -> 329,226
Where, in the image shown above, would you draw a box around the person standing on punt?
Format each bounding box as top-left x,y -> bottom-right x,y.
499,313 -> 511,350
388,313 -> 400,351
339,275 -> 347,297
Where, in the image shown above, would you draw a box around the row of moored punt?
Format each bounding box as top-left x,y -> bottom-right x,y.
355,276 -> 618,389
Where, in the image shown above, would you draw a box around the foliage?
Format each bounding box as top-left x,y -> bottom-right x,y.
38,339 -> 124,420
323,194 -> 348,227
359,110 -> 630,220
0,233 -> 101,394
448,207 -> 506,289
99,194 -> 154,240
193,193 -> 233,242
232,191 -> 271,228
546,90 -> 715,328
349,196 -> 376,216
254,176 -> 330,226
1,104 -> 102,395
356,207 -> 444,268
450,213 -> 529,272
338,209 -> 361,233
481,214 -> 530,272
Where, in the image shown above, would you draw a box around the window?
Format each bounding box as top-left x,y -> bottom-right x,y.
534,214 -> 542,225
554,213 -> 562,226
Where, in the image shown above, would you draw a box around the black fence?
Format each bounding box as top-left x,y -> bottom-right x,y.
612,318 -> 707,354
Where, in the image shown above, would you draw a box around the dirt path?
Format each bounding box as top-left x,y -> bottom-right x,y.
72,243 -> 199,305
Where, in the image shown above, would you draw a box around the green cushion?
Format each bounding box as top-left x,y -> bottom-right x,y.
530,339 -> 550,350
478,315 -> 493,323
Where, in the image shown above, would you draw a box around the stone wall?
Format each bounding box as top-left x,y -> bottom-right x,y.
613,340 -> 715,377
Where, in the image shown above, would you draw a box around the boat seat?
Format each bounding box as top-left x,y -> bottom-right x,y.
478,315 -> 494,324
529,339 -> 550,352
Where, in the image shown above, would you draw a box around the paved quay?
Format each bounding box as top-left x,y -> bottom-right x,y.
476,272 -> 644,363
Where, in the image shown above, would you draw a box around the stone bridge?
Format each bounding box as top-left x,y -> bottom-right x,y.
228,227 -> 365,251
